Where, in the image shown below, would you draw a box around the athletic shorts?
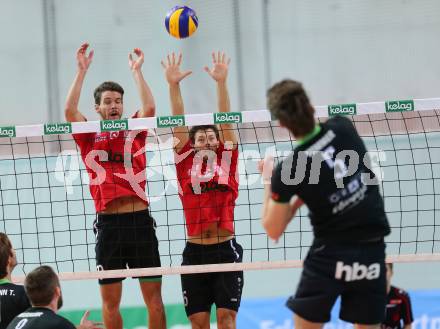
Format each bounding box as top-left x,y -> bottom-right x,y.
94,209 -> 161,285
287,239 -> 386,324
181,238 -> 244,316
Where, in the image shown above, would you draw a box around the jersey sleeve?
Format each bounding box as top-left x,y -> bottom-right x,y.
400,290 -> 414,324
270,159 -> 299,203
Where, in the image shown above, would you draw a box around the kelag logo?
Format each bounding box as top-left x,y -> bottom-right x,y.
100,119 -> 128,132
157,115 -> 185,128
0,126 -> 16,138
214,112 -> 242,124
328,104 -> 357,116
385,100 -> 414,112
44,123 -> 72,135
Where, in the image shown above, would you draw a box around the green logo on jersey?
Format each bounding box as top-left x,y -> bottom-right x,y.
214,112 -> 242,124
157,115 -> 185,128
328,104 -> 357,116
0,126 -> 16,138
385,100 -> 414,112
44,123 -> 72,135
100,119 -> 128,132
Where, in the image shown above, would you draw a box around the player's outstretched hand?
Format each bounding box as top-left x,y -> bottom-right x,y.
78,310 -> 104,329
204,51 -> 231,83
161,52 -> 192,85
129,48 -> 144,71
76,43 -> 94,72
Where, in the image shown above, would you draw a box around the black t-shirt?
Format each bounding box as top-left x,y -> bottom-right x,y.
0,280 -> 30,329
271,116 -> 390,242
382,286 -> 414,329
6,307 -> 76,329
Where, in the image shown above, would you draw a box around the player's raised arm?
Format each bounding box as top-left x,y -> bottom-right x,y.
161,52 -> 192,152
204,51 -> 237,149
65,43 -> 93,122
129,48 -> 156,118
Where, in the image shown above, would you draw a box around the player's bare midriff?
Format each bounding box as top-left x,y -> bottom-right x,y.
99,195 -> 148,214
188,223 -> 233,245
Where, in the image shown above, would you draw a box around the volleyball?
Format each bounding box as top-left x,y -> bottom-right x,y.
165,5 -> 199,39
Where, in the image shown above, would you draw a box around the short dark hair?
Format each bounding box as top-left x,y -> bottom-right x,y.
267,79 -> 315,137
24,266 -> 60,306
189,125 -> 220,144
0,233 -> 13,278
94,81 -> 124,105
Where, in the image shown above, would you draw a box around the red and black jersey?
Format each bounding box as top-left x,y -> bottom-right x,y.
73,113 -> 148,212
382,286 -> 414,329
175,141 -> 239,236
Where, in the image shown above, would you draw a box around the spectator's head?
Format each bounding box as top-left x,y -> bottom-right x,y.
0,233 -> 17,278
24,266 -> 63,310
267,79 -> 315,139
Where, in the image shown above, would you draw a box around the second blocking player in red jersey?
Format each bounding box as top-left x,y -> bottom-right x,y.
161,51 -> 243,329
65,43 -> 165,329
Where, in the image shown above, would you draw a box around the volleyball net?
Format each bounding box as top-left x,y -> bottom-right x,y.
1,98 -> 440,281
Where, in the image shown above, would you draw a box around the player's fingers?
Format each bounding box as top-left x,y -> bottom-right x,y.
177,52 -> 183,66
128,53 -> 133,62
172,52 -> 176,65
221,52 -> 226,64
182,70 -> 193,78
160,60 -> 166,69
80,43 -> 89,51
81,310 -> 90,320
217,50 -> 221,63
211,52 -> 216,64
88,50 -> 94,60
167,54 -> 171,66
204,66 -> 211,74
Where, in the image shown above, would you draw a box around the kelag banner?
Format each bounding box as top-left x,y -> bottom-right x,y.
60,289 -> 440,329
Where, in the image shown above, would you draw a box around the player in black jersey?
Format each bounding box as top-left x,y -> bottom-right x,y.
259,80 -> 390,329
6,266 -> 101,329
0,233 -> 30,329
382,263 -> 413,329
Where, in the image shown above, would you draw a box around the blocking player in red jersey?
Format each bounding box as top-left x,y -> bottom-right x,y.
382,263 -> 414,329
161,52 -> 243,329
64,43 -> 165,329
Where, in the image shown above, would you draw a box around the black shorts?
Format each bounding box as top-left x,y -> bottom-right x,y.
287,240 -> 386,324
94,209 -> 161,285
180,238 -> 244,316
